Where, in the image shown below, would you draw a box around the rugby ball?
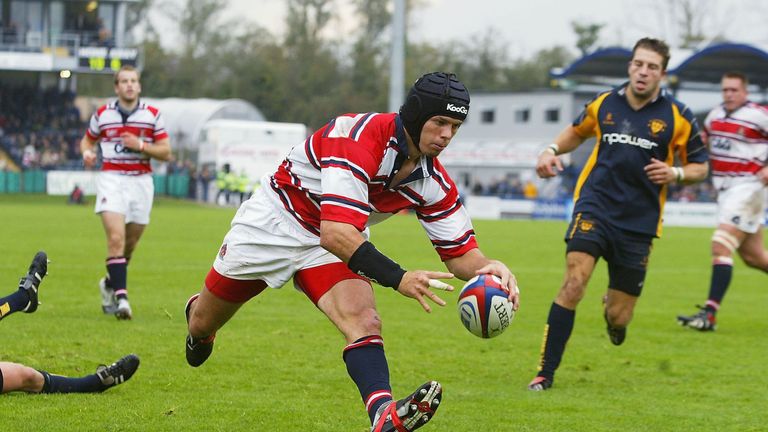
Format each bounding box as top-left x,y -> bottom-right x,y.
457,274 -> 514,338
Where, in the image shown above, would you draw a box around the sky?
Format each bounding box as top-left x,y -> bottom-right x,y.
149,0 -> 768,58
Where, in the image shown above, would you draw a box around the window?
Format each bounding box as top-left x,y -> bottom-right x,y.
10,0 -> 43,32
480,109 -> 495,124
514,108 -> 530,123
545,108 -> 560,123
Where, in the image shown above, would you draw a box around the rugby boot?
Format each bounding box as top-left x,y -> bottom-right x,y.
602,295 -> 626,345
115,298 -> 133,320
604,312 -> 626,345
96,354 -> 140,390
371,381 -> 442,432
185,293 -> 215,367
527,375 -> 553,391
20,251 -> 49,313
99,277 -> 118,314
677,306 -> 716,331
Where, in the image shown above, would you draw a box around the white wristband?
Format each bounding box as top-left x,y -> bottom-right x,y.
139,139 -> 146,152
673,167 -> 685,183
540,143 -> 560,156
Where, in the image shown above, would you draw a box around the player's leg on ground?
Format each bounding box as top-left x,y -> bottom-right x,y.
317,278 -> 398,425
36,354 -> 140,393
0,251 -> 48,320
0,362 -> 45,393
529,251 -> 595,390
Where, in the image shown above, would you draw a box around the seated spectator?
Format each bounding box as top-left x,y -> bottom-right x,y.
523,180 -> 538,200
68,184 -> 85,205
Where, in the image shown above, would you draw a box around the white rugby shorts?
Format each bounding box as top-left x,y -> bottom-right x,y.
212,186 -> 367,289
94,172 -> 154,224
716,180 -> 767,233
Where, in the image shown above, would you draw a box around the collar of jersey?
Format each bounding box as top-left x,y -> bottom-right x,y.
616,81 -> 667,106
114,99 -> 141,117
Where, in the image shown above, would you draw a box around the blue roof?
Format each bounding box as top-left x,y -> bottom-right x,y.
552,43 -> 768,88
550,47 -> 631,79
668,43 -> 768,87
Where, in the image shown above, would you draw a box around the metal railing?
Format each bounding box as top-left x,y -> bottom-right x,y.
0,30 -> 115,54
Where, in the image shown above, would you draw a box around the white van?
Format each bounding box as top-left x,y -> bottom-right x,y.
198,119 -> 308,184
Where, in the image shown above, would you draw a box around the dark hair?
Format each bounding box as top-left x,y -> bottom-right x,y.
114,65 -> 140,85
722,71 -> 749,86
632,37 -> 671,71
399,72 -> 470,144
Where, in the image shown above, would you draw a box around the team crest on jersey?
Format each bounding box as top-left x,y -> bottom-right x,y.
218,243 -> 227,259
648,119 -> 667,136
602,112 -> 615,125
578,219 -> 594,233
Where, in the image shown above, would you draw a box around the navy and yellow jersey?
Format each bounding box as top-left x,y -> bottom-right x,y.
571,84 -> 708,237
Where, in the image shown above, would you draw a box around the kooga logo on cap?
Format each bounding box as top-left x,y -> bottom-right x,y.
446,103 -> 468,114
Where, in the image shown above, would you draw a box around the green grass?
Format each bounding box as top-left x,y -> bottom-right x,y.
1,194 -> 766,431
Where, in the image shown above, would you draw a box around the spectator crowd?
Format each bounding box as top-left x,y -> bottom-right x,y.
0,84 -> 719,204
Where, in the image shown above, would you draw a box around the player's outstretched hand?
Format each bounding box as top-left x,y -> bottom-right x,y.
474,260 -> 520,310
397,271 -> 454,313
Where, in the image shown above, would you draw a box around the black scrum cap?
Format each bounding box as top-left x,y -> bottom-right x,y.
399,72 -> 470,144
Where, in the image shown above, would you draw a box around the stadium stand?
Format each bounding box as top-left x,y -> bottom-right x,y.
0,84 -> 84,171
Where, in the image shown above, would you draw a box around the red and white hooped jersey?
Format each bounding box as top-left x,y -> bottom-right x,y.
267,112 -> 477,261
86,100 -> 168,175
704,101 -> 768,188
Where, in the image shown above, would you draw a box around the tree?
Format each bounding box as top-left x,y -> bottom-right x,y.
571,21 -> 604,55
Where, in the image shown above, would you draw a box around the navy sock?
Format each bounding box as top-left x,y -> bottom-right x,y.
106,256 -> 128,300
536,302 -> 575,380
0,289 -> 31,320
706,262 -> 733,313
343,335 -> 392,424
39,370 -> 104,393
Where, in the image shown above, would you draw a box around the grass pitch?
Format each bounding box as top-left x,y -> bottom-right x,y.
0,194 -> 766,431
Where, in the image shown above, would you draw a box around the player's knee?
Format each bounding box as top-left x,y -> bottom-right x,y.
559,276 -> 587,305
354,307 -> 382,335
712,230 -> 740,255
20,367 -> 44,392
107,232 -> 125,249
335,306 -> 381,337
606,306 -> 633,328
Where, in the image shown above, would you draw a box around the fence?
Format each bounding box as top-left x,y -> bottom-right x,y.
0,170 -> 190,198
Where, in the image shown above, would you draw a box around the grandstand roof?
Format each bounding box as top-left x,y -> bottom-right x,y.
143,98 -> 265,151
551,42 -> 768,89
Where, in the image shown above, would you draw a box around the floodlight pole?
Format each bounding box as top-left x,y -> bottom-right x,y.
388,0 -> 406,113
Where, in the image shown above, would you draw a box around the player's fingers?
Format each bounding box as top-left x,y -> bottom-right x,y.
510,287 -> 521,310
416,295 -> 432,313
428,279 -> 452,291
424,271 -> 454,280
426,290 -> 447,307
